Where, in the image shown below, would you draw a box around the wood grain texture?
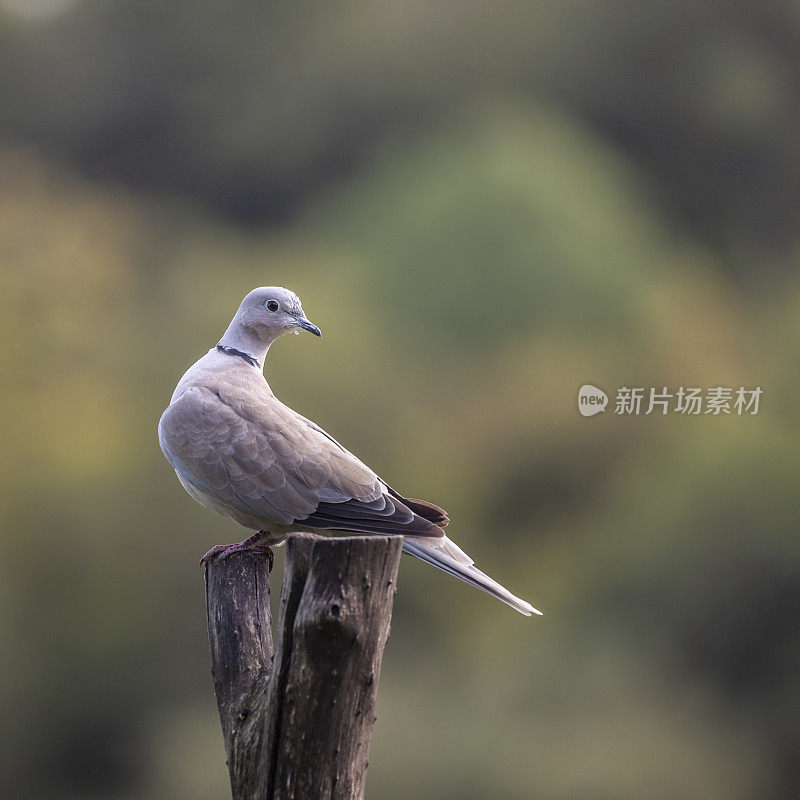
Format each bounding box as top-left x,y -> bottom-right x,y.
205,550 -> 275,799
205,533 -> 402,800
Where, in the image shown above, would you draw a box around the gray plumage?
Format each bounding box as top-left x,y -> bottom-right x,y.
158,287 -> 540,616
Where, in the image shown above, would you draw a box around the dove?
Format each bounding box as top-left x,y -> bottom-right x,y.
158,287 -> 540,615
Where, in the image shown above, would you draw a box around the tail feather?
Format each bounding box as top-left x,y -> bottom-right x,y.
388,488 -> 450,527
403,535 -> 541,617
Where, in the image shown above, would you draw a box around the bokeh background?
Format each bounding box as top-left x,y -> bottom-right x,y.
1,2 -> 799,799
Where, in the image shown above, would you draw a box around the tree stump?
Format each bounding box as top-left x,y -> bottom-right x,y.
204,532 -> 402,800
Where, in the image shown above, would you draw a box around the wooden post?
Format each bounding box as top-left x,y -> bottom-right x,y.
204,532 -> 402,800
205,548 -> 274,798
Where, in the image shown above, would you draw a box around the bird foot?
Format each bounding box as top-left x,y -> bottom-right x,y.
200,531 -> 277,572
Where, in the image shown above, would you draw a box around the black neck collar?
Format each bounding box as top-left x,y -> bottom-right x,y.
216,343 -> 261,369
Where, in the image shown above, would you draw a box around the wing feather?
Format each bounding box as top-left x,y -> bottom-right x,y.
159,384 -> 444,537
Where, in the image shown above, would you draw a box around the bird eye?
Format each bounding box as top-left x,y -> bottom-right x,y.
265,300 -> 280,313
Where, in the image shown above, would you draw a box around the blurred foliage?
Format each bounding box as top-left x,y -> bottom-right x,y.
0,3 -> 798,800
2,0 -> 800,267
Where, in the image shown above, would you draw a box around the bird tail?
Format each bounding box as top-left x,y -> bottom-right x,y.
402,535 -> 541,617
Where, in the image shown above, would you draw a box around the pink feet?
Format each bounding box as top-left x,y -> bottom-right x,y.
200,531 -> 279,572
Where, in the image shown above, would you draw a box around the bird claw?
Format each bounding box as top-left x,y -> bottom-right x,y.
200,531 -> 276,571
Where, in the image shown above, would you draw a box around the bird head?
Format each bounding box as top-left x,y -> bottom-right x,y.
236,286 -> 322,342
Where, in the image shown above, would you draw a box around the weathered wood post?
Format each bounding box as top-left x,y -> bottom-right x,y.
204,532 -> 403,800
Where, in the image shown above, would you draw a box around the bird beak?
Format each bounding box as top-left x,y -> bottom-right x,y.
296,316 -> 322,337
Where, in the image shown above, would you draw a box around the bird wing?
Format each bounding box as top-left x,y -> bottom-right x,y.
159,383 -> 444,537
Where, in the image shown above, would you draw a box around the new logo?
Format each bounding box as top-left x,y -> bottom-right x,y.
578,384 -> 608,417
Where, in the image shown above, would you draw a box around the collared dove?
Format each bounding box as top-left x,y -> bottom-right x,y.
158,287 -> 540,616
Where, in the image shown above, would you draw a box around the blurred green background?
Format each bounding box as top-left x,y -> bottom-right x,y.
1,2 -> 798,799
